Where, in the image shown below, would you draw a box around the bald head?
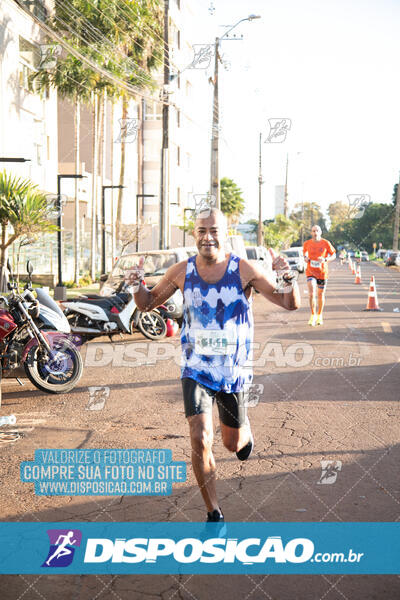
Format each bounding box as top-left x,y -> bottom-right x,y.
311,225 -> 322,241
195,207 -> 227,229
193,207 -> 228,259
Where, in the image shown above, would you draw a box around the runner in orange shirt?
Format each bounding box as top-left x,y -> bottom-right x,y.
303,225 -> 336,326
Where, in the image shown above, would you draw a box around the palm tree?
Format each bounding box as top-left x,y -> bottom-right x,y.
33,1 -> 163,279
0,171 -> 58,291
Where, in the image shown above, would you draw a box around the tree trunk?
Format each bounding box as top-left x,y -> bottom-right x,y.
90,94 -> 98,281
116,96 -> 128,249
0,224 -> 8,293
96,92 -> 105,273
74,97 -> 81,285
110,101 -> 115,264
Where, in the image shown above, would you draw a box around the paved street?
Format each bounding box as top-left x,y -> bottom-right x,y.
0,259 -> 399,599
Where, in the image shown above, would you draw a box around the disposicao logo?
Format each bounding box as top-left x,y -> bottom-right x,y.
42,529 -> 82,567
83,536 -> 315,564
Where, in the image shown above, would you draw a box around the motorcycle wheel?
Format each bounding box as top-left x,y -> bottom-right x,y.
24,337 -> 83,394
137,311 -> 167,340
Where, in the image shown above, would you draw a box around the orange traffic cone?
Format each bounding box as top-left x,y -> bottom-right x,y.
354,264 -> 361,284
352,262 -> 356,275
364,276 -> 383,311
348,258 -> 353,271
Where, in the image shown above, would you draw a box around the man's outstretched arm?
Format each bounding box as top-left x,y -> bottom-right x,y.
133,261 -> 185,311
240,253 -> 301,311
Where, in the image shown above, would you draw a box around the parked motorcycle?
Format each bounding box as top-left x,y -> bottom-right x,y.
60,280 -> 183,342
0,260 -> 83,394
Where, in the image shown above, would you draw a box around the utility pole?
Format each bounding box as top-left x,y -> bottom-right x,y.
393,173 -> 400,251
283,153 -> 289,217
209,15 -> 261,209
159,0 -> 169,249
210,37 -> 220,208
257,132 -> 264,245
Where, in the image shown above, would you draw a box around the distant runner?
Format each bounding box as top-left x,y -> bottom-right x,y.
303,226 -> 336,326
127,208 -> 300,522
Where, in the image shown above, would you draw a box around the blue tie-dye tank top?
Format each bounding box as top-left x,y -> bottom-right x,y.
180,253 -> 253,393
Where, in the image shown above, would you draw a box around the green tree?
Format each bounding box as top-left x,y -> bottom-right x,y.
328,201 -> 352,227
220,177 -> 245,225
263,214 -> 301,250
329,203 -> 394,250
290,201 -> 327,242
0,172 -> 58,291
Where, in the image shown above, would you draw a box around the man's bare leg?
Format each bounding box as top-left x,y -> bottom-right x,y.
317,287 -> 326,315
187,413 -> 220,513
307,279 -> 316,314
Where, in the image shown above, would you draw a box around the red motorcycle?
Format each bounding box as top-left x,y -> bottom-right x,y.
0,260 -> 83,394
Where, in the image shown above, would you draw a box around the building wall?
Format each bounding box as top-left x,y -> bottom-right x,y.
275,185 -> 285,216
0,0 -> 58,192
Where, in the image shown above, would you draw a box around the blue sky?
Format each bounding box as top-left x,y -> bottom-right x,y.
198,0 -> 400,222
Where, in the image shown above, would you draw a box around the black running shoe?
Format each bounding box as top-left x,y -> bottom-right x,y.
204,509 -> 227,539
206,509 -> 224,522
236,418 -> 254,461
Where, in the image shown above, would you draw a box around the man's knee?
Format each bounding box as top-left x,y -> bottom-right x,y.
221,428 -> 241,453
222,437 -> 241,453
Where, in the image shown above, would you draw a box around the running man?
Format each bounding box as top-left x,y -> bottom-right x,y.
127,208 -> 300,522
45,531 -> 77,566
303,225 -> 336,326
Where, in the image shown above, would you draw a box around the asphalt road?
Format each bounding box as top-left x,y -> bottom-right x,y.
0,259 -> 399,599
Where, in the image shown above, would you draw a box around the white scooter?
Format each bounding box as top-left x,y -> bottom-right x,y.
60,281 -> 175,341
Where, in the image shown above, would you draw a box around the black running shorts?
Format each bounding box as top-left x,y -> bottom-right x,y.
307,276 -> 327,289
181,377 -> 247,429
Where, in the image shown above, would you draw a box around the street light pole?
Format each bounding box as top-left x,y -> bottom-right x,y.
102,185 -> 125,274
160,0 -> 170,250
210,37 -> 220,207
258,133 -> 264,246
55,174 -> 85,301
283,153 -> 289,217
393,171 -> 400,251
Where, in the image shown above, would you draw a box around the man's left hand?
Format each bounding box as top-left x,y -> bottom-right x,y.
269,248 -> 291,273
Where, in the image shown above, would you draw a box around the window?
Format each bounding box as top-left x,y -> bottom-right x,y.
19,37 -> 40,93
186,81 -> 192,97
144,99 -> 162,121
20,0 -> 48,22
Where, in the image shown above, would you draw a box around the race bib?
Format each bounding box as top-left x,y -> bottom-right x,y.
194,329 -> 236,355
310,260 -> 321,268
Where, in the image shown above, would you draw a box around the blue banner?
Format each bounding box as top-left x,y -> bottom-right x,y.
20,449 -> 186,496
0,522 -> 398,574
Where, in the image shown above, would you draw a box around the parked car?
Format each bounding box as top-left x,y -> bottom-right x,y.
361,251 -> 369,262
376,249 -> 388,259
245,246 -> 273,275
385,251 -> 400,266
282,247 -> 305,273
100,248 -> 188,294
